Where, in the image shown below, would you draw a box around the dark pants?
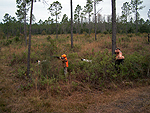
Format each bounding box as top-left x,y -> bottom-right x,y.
115,59 -> 124,73
115,59 -> 124,65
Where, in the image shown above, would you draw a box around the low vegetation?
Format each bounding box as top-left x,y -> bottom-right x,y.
0,33 -> 150,112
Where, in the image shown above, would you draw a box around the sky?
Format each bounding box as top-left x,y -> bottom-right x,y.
0,0 -> 150,23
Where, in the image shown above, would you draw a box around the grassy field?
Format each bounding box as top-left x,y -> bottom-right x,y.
0,33 -> 150,112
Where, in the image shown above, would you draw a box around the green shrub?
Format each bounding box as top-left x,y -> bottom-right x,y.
103,31 -> 108,35
46,36 -> 51,41
18,67 -> 26,78
104,41 -> 111,49
3,39 -> 12,46
68,50 -> 115,85
87,51 -> 116,83
14,36 -> 20,42
68,50 -> 150,87
84,31 -> 88,36
38,76 -> 56,86
68,52 -> 78,59
141,54 -> 150,76
41,40 -> 58,56
3,35 -> 6,39
137,32 -> 141,36
72,44 -> 81,52
120,52 -> 150,80
40,61 -> 52,77
42,30 -> 46,35
133,43 -> 144,51
0,32 -> 5,39
10,52 -> 27,66
67,59 -> 79,74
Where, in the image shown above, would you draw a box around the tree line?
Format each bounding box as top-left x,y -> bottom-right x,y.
0,0 -> 150,39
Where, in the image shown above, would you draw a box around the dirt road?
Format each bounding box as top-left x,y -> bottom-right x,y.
86,86 -> 150,113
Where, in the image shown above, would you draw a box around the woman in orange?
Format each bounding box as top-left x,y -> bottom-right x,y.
59,54 -> 68,76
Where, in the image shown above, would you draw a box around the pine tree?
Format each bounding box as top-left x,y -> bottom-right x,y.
121,2 -> 131,34
83,0 -> 93,36
131,0 -> 145,35
48,1 -> 62,39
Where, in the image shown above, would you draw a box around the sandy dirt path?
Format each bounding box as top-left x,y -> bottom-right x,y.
85,86 -> 150,113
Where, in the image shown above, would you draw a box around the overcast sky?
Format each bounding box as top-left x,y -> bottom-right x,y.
0,0 -> 149,23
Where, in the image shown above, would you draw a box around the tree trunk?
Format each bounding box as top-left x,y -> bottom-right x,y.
78,12 -> 80,34
112,0 -> 116,56
70,0 -> 73,48
27,0 -> 33,78
7,23 -> 8,40
89,13 -> 90,36
148,34 -> 150,42
23,0 -> 27,46
56,13 -> 58,38
126,13 -> 128,34
94,0 -> 97,40
135,3 -> 138,35
81,17 -> 83,29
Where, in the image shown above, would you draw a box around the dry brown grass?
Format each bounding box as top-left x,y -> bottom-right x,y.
0,33 -> 150,113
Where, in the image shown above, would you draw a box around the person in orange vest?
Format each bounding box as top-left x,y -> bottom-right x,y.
59,54 -> 68,76
115,47 -> 125,65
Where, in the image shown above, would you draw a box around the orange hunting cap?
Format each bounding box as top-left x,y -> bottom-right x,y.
61,54 -> 66,58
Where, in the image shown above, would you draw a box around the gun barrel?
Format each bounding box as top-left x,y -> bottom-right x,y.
50,56 -> 60,59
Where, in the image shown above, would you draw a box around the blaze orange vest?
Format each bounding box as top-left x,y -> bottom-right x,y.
65,57 -> 68,67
